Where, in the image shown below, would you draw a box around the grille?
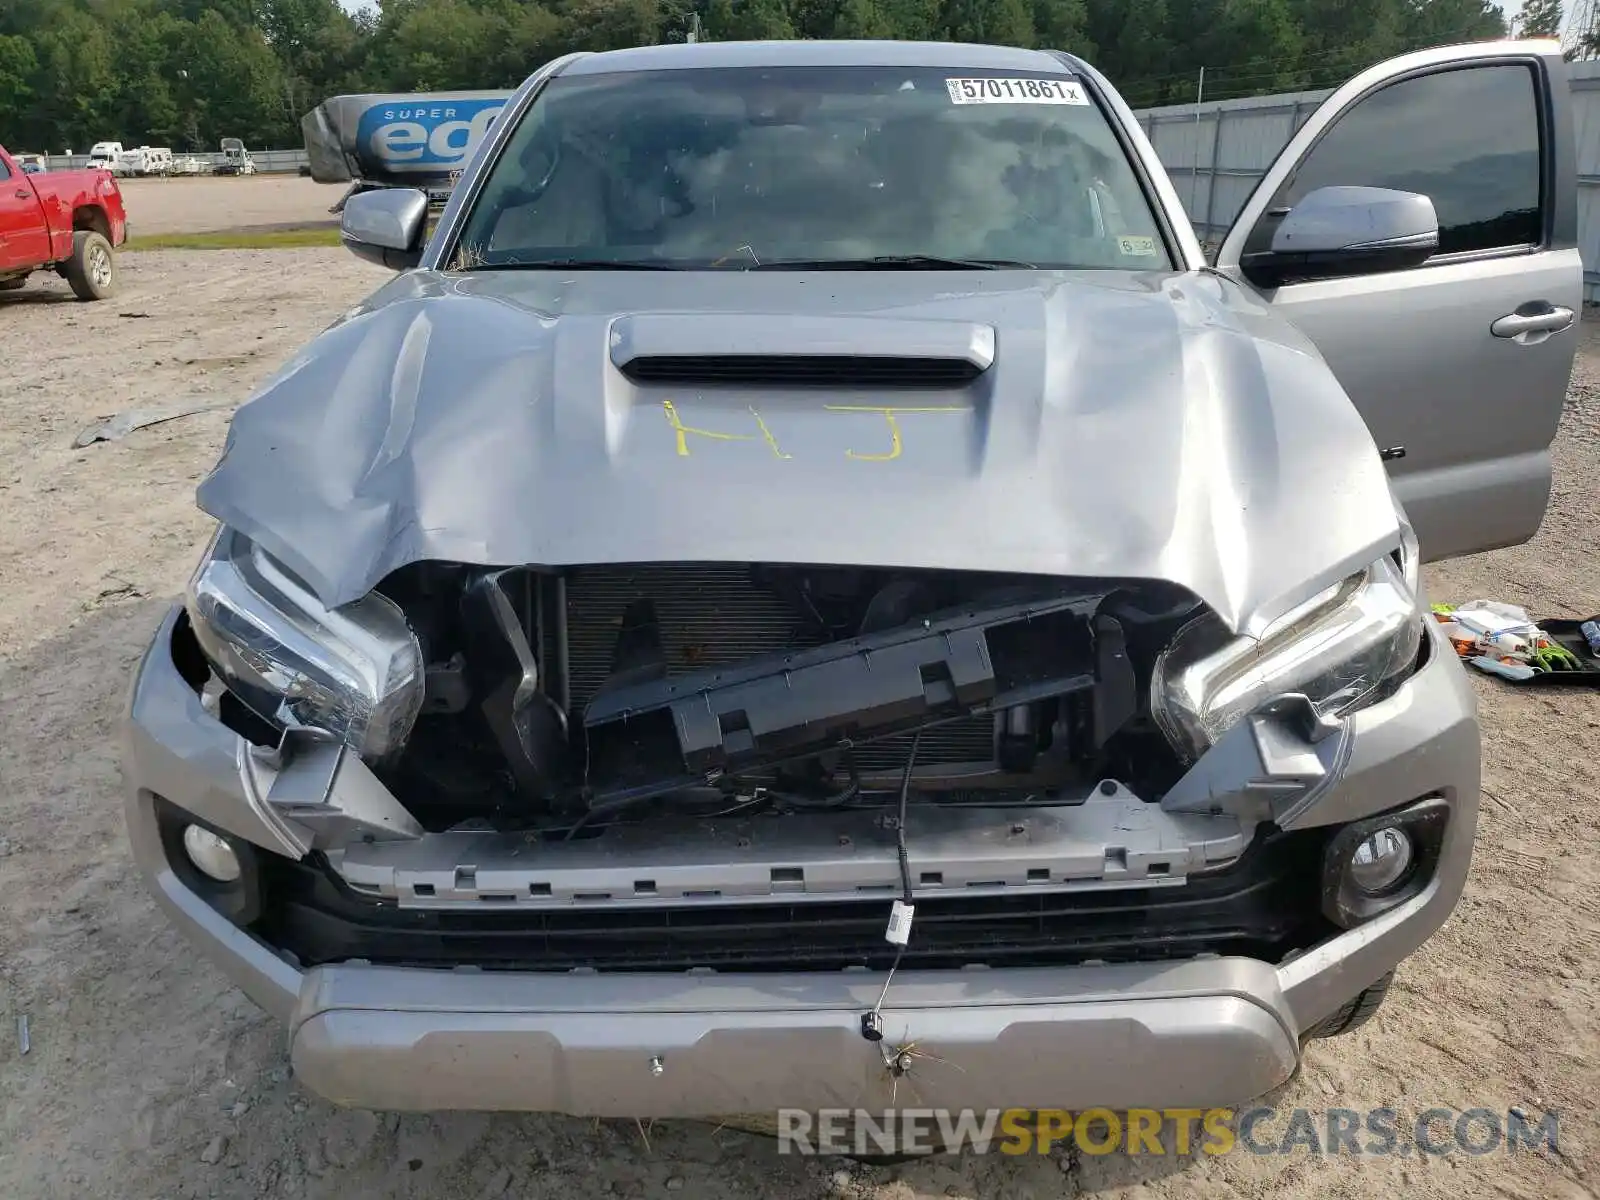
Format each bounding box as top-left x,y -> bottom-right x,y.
620,354 -> 983,388
555,564 -> 998,768
254,829 -> 1331,973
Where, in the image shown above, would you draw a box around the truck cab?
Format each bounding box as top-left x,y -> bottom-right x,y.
0,142 -> 128,299
216,139 -> 256,176
87,142 -> 125,174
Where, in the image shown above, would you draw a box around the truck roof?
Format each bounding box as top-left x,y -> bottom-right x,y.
561,38 -> 1079,76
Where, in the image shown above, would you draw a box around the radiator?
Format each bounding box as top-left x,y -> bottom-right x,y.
553,563 -> 998,770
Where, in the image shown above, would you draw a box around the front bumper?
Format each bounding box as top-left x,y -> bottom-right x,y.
123,607 -> 1480,1116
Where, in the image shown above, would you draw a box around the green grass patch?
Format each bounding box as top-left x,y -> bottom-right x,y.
125,226 -> 342,251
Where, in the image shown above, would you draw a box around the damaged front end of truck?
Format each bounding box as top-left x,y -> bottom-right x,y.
155,498 -> 1424,982
115,265 -> 1484,1116
116,36 -> 1526,1116
120,231 -> 1463,1004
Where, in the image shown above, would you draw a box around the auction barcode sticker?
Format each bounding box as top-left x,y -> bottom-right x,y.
945,77 -> 1088,105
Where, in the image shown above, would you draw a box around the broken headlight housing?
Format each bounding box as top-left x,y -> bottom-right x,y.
184,527 -> 424,758
1152,554 -> 1422,762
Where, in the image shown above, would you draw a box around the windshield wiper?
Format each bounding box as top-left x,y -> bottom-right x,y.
463,258 -> 684,271
461,255 -> 1035,272
753,254 -> 1036,270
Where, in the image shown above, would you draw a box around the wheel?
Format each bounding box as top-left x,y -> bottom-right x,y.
65,230 -> 116,301
1304,970 -> 1394,1040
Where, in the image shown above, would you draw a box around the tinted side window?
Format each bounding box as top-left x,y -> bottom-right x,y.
1248,64 -> 1543,260
0,157 -> 10,180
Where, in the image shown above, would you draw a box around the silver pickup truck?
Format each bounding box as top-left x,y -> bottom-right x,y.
124,37 -> 1578,1119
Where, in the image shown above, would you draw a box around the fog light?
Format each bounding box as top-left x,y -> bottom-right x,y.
1348,827 -> 1414,894
182,824 -> 242,883
1321,796 -> 1448,927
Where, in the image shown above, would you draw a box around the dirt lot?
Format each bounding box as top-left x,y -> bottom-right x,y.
0,185 -> 1596,1199
117,174 -> 348,235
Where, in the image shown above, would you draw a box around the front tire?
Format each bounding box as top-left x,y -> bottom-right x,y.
66,230 -> 116,301
1303,971 -> 1394,1039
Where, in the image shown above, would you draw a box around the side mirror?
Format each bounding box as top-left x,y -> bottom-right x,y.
1242,186 -> 1439,288
340,187 -> 429,270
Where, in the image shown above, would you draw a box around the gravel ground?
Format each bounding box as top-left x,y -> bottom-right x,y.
117,175 -> 348,235
0,244 -> 1595,1200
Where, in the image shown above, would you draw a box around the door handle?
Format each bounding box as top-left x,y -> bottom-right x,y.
1491,305 -> 1574,340
13,188 -> 29,199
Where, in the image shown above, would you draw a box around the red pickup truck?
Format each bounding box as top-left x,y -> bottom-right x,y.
0,143 -> 128,300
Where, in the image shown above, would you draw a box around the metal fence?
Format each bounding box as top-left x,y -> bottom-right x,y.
1132,60 -> 1600,300
30,148 -> 311,174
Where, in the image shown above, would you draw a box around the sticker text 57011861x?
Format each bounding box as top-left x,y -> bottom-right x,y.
945,77 -> 1088,105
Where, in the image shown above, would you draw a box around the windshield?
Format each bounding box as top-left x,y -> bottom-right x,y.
452,65 -> 1169,271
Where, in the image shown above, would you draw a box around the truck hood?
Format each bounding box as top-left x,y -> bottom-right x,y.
197,268 -> 1401,636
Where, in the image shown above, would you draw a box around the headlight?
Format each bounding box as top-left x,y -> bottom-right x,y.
184,527 -> 424,758
1152,554 -> 1422,761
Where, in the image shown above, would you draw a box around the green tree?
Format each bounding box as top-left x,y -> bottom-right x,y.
0,34 -> 37,127
492,1 -> 566,83
1516,0 -> 1563,37
1032,0 -> 1090,50
559,0 -> 666,51
706,0 -> 796,38
170,0 -> 258,27
940,0 -> 1037,45
883,0 -> 943,38
257,0 -> 370,125
835,0 -> 897,37
1288,0 -> 1405,87
1203,0 -> 1305,99
30,8 -> 121,151
1397,0 -> 1505,58
182,9 -> 293,144
370,0 -> 500,89
1089,0 -> 1177,104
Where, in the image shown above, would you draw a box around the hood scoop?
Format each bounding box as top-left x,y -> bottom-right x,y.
610,312 -> 995,389
621,354 -> 986,388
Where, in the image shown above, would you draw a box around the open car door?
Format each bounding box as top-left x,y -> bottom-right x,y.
1214,39 -> 1580,562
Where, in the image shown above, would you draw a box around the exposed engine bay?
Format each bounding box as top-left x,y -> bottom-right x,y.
374,562 -> 1204,836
